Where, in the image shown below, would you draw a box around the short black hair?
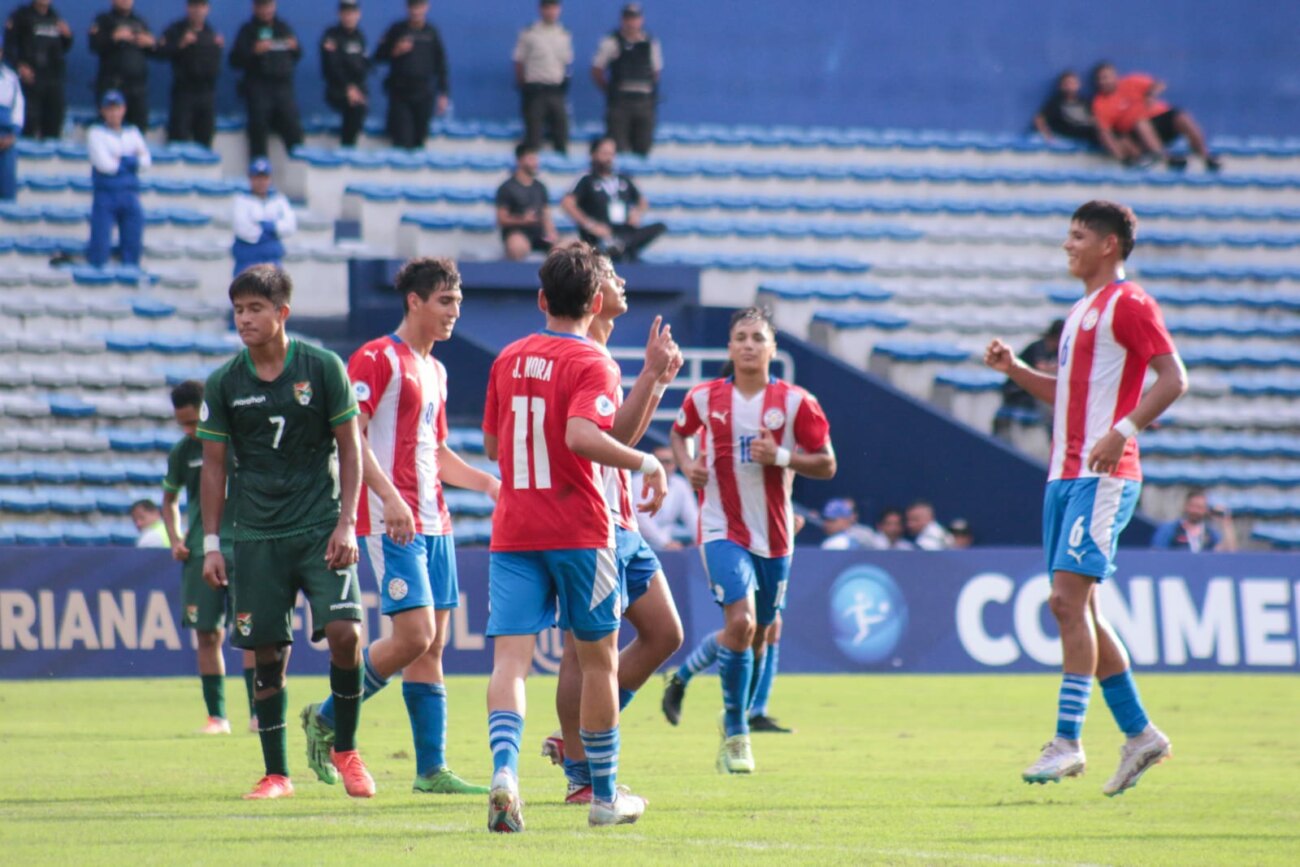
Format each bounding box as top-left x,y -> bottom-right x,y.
539,242 -> 602,319
1072,199 -> 1138,260
395,257 -> 460,313
229,265 -> 292,307
590,136 -> 616,155
728,305 -> 776,337
515,142 -> 538,160
906,499 -> 933,512
1054,69 -> 1078,89
170,379 -> 204,410
1046,318 -> 1066,338
1185,487 -> 1209,502
878,507 -> 904,524
130,499 -> 160,515
1090,60 -> 1115,86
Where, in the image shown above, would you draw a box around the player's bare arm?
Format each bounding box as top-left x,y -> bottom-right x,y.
567,416 -> 668,514
483,433 -> 499,461
199,439 -> 229,589
611,316 -> 680,446
160,488 -> 189,562
326,417 -> 362,569
1087,351 -> 1188,474
749,429 -> 837,479
438,442 -> 502,502
357,410 -> 416,546
669,427 -> 708,491
985,337 -> 1058,405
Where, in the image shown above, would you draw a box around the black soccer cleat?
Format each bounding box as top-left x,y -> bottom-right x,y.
661,673 -> 686,726
748,714 -> 795,734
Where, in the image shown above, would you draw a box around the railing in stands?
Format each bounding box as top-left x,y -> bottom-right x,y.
607,347 -> 797,424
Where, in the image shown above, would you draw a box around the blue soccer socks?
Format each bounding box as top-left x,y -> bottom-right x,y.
718,645 -> 754,737
1055,673 -> 1093,741
488,710 -> 524,777
580,727 -> 620,803
403,681 -> 448,775
1101,670 -> 1151,737
750,642 -> 780,717
677,632 -> 720,685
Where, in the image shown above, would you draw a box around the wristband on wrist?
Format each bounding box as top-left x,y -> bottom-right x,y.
1114,417 -> 1139,439
203,534 -> 221,555
774,447 -> 792,468
652,382 -> 668,398
640,452 -> 663,476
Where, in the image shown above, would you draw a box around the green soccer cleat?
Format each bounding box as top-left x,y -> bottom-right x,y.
299,703 -> 339,785
413,767 -> 490,795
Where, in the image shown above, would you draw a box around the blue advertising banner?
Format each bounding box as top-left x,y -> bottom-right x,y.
2,547 -> 1297,679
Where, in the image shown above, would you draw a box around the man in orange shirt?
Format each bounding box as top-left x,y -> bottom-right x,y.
1091,62 -> 1219,172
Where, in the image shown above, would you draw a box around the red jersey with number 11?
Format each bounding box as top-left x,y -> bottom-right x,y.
483,331 -> 622,551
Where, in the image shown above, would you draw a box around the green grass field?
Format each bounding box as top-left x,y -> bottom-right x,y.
1,674 -> 1297,866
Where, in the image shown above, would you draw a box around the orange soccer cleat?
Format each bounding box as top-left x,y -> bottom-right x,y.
330,749 -> 376,798
198,717 -> 232,735
243,775 -> 294,800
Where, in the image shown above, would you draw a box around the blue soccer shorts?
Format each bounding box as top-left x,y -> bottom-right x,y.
702,539 -> 792,627
1043,477 -> 1141,581
488,547 -> 621,642
363,533 -> 460,616
616,526 -> 662,611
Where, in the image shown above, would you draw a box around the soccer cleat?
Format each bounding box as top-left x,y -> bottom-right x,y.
242,775 -> 294,800
198,716 -> 231,735
413,767 -> 490,795
565,783 -> 593,805
541,731 -> 565,766
748,714 -> 794,734
661,673 -> 686,726
717,734 -> 756,774
487,769 -> 525,833
589,790 -> 648,827
247,715 -> 259,734
299,703 -> 338,785
1103,726 -> 1172,797
330,749 -> 376,798
1022,737 -> 1087,784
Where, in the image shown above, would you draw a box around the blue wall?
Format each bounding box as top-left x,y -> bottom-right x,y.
58,0 -> 1300,135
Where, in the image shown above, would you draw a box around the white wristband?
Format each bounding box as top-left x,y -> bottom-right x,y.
203,534 -> 221,555
640,452 -> 663,476
774,447 -> 792,468
652,382 -> 668,398
1114,417 -> 1139,439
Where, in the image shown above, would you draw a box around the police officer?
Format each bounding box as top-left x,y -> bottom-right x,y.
513,0 -> 572,154
320,0 -> 368,147
157,0 -> 223,148
230,0 -> 303,159
89,0 -> 155,132
0,46 -> 24,201
232,156 -> 296,276
591,3 -> 662,156
3,0 -> 72,140
87,90 -> 150,268
373,0 -> 448,149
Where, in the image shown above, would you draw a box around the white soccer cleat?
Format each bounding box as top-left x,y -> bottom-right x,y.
717,734 -> 755,774
487,768 -> 525,833
589,789 -> 648,826
1103,725 -> 1171,797
1022,737 -> 1086,784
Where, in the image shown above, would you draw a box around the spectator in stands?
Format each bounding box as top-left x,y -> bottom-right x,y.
132,499 -> 168,548
635,446 -> 699,550
4,0 -> 72,141
87,90 -> 149,269
820,498 -> 882,550
514,0 -> 572,155
905,499 -> 952,550
156,0 -> 223,148
1033,69 -> 1141,163
230,0 -> 303,159
231,156 -> 296,276
994,318 -> 1063,441
374,0 -> 449,150
1150,489 -> 1237,552
0,45 -> 23,202
89,0 -> 154,132
948,517 -> 974,549
496,143 -> 558,260
875,507 -> 915,550
561,136 -> 666,262
1091,62 -> 1220,172
592,3 -> 661,157
320,0 -> 369,147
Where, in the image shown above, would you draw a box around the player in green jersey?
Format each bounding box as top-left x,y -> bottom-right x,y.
160,380 -> 257,735
197,266 -> 373,801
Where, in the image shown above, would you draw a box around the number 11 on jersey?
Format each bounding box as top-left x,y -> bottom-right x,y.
511,396 -> 551,490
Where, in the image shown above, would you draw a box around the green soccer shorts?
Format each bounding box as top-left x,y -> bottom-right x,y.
230,529 -> 362,649
180,550 -> 232,633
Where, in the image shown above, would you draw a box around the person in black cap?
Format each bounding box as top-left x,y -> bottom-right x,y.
88,0 -> 155,131
373,0 -> 448,149
320,0 -> 369,147
513,0 -> 572,155
4,0 -> 73,141
561,136 -> 665,262
591,3 -> 661,157
156,0 -> 223,148
230,0 -> 303,159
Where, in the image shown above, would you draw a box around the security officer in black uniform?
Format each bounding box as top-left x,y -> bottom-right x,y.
4,0 -> 73,140
89,0 -> 155,132
373,0 -> 448,149
157,0 -> 223,148
320,0 -> 369,147
229,0 -> 303,159
592,3 -> 662,156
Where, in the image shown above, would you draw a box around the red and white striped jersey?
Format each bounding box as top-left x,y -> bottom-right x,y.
349,334 -> 451,537
673,378 -> 831,558
593,345 -> 638,532
1049,280 -> 1176,482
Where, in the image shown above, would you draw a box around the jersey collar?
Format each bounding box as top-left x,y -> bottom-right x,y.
242,338 -> 296,380
539,328 -> 589,342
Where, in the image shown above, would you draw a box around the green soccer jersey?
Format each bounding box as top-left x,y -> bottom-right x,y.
197,340 -> 359,541
161,435 -> 237,553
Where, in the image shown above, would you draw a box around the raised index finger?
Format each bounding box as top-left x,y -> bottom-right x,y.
647,316 -> 662,343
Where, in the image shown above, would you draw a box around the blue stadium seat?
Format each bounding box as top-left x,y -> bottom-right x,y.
0,488 -> 51,513
62,524 -> 112,546
95,489 -> 139,515
12,523 -> 63,545
44,488 -> 99,514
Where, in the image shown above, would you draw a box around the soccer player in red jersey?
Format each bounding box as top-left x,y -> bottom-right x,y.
985,200 -> 1187,796
481,242 -> 668,831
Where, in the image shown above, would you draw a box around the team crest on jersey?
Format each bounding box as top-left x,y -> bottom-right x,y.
1081,309 -> 1100,331
763,408 -> 787,430
235,612 -> 252,636
199,401 -> 209,422
185,605 -> 198,624
294,381 -> 313,406
596,395 -> 616,417
353,381 -> 370,402
388,578 -> 408,601
676,407 -> 688,426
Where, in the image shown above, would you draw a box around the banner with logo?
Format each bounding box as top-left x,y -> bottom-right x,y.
1,547 -> 1297,679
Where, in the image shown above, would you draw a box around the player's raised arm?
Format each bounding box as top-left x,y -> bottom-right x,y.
327,416 -> 362,569
985,337 -> 1058,405
611,315 -> 680,446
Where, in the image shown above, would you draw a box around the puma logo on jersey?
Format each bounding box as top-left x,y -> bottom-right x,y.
710,411 -> 729,425
364,350 -> 379,360
1066,548 -> 1086,565
405,372 -> 419,384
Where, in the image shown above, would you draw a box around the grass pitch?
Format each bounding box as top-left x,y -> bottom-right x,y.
1,674 -> 1297,866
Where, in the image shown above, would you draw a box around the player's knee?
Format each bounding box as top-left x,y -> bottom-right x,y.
324,621 -> 362,662
654,616 -> 685,658
196,629 -> 222,649
254,650 -> 287,695
723,611 -> 756,647
1048,590 -> 1085,625
504,233 -> 529,261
